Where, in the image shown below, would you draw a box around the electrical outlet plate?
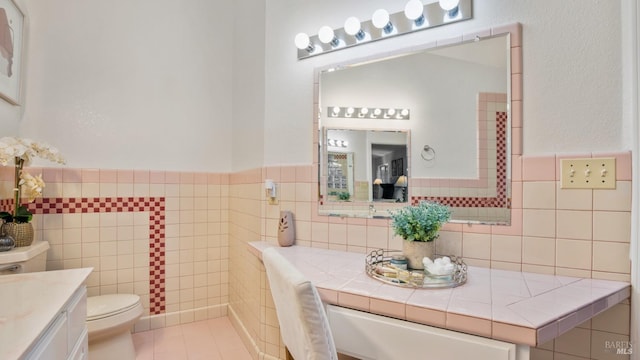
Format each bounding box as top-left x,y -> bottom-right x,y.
560,158 -> 616,189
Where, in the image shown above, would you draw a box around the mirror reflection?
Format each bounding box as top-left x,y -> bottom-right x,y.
318,34 -> 512,224
323,129 -> 409,204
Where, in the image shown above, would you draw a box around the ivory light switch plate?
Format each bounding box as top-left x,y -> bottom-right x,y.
560,158 -> 616,189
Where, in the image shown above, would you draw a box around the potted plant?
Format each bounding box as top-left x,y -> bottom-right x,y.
0,137 -> 65,247
390,200 -> 451,269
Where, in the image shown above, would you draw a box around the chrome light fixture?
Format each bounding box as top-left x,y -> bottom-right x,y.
294,0 -> 472,60
328,106 -> 409,120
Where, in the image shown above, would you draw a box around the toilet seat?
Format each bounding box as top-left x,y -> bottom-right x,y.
87,294 -> 141,321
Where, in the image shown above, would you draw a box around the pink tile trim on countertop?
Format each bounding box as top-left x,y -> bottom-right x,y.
248,242 -> 630,347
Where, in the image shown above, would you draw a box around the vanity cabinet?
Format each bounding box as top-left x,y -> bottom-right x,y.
250,243 -> 630,359
23,286 -> 88,360
0,268 -> 92,360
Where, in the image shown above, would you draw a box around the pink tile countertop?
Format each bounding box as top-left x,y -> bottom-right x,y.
248,242 -> 630,347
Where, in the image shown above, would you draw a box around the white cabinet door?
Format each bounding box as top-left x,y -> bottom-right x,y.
25,313 -> 68,360
22,285 -> 88,360
66,287 -> 87,354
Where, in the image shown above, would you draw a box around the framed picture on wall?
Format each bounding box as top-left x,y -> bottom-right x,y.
391,160 -> 397,176
0,0 -> 24,105
398,158 -> 404,176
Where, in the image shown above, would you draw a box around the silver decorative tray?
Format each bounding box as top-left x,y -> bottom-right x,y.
365,249 -> 467,289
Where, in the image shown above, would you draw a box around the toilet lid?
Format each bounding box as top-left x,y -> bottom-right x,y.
87,294 -> 141,321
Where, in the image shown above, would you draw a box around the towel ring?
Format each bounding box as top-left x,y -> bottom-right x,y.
421,145 -> 436,161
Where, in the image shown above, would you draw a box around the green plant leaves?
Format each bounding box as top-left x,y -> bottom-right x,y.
0,205 -> 33,223
389,201 -> 451,242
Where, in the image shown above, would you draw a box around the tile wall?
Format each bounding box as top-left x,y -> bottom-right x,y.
1,151 -> 632,360
0,167 -> 230,331
228,151 -> 632,360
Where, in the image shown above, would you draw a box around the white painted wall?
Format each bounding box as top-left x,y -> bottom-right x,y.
264,0 -> 626,165
0,1 -> 628,169
13,0 -> 235,171
232,0 -> 266,172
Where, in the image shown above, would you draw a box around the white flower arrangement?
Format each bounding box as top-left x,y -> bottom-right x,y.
0,137 -> 65,223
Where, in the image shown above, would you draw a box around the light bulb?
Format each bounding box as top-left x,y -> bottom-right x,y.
294,33 -> 313,52
372,108 -> 382,118
404,0 -> 425,26
439,0 -> 459,11
401,109 -> 409,116
359,108 -> 369,117
345,17 -> 366,41
346,107 -> 355,116
386,109 -> 396,118
331,106 -> 340,116
372,9 -> 393,34
318,26 -> 339,46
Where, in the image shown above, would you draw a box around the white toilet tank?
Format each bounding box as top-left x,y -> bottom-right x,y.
0,241 -> 49,274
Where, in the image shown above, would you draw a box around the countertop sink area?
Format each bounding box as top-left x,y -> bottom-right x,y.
0,268 -> 92,359
248,242 -> 630,347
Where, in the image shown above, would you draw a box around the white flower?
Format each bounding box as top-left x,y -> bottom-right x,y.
0,137 -> 65,166
0,137 -> 65,221
19,172 -> 45,202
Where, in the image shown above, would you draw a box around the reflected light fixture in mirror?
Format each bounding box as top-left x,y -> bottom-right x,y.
327,106 -> 410,120
294,0 -> 472,59
395,175 -> 408,187
395,175 -> 408,202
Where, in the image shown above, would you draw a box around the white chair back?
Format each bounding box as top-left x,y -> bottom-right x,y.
262,247 -> 338,360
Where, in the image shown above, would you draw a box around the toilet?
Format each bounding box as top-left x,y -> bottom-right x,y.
86,293 -> 143,360
0,241 -> 143,360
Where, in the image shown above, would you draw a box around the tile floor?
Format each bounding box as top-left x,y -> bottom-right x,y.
132,317 -> 253,360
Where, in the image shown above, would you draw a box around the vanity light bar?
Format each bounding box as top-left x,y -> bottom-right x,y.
327,138 -> 349,148
295,0 -> 472,60
328,106 -> 410,120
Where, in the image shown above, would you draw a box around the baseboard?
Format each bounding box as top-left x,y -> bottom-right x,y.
228,304 -> 281,360
133,303 -> 228,333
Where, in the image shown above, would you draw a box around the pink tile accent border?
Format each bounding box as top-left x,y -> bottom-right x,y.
1,196 -> 166,315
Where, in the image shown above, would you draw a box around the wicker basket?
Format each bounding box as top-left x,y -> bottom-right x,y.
1,222 -> 34,247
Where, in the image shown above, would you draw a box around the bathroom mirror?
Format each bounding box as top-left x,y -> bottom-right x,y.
322,128 -> 409,204
318,29 -> 518,224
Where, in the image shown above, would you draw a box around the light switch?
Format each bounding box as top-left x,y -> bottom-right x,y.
560,158 -> 616,189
